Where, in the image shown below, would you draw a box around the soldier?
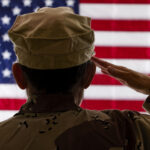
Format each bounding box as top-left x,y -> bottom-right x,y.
0,6 -> 150,150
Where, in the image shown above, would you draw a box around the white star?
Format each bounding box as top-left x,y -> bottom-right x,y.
2,33 -> 10,42
1,0 -> 10,7
2,50 -> 11,60
12,6 -> 21,15
66,0 -> 75,7
34,6 -> 40,12
1,15 -> 11,25
2,68 -> 11,78
23,0 -> 32,7
45,0 -> 53,6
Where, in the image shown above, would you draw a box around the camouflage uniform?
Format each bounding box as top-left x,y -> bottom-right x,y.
0,94 -> 150,150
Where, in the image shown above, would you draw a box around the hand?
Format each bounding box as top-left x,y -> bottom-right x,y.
91,56 -> 150,95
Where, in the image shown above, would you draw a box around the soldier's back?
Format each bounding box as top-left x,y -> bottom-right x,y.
0,108 -> 150,150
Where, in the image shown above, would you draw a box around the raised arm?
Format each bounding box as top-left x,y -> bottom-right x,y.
91,56 -> 150,95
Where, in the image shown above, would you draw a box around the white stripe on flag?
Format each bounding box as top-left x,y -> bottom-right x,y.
80,4 -> 150,20
84,85 -> 147,100
0,84 -> 27,99
0,110 -> 17,122
0,84 -> 147,100
95,31 -> 150,47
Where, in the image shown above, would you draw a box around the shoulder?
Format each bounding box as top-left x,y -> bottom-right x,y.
0,115 -> 22,130
83,109 -> 141,123
55,109 -> 138,150
56,109 -> 150,150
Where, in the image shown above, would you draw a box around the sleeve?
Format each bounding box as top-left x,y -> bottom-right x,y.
143,95 -> 150,114
130,95 -> 150,150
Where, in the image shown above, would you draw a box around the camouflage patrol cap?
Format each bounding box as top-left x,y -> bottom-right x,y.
8,7 -> 95,69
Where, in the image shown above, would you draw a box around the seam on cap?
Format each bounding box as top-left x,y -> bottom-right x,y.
15,44 -> 95,56
9,30 -> 94,40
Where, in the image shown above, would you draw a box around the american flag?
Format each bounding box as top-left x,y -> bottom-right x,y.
0,0 -> 149,121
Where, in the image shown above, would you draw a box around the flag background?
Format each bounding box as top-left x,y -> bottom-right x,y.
0,0 -> 149,121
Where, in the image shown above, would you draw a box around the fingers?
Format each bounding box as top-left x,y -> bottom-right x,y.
91,56 -> 132,80
107,66 -> 127,80
91,56 -> 113,68
91,56 -> 131,72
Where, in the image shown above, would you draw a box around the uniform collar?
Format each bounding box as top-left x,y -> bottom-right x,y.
18,93 -> 80,114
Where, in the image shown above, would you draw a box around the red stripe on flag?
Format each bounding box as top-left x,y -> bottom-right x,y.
0,99 -> 26,110
95,46 -> 150,59
92,74 -> 122,85
80,0 -> 150,3
92,20 -> 150,31
81,100 -> 145,111
92,73 -> 150,85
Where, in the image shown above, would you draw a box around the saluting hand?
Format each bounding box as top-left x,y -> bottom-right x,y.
91,56 -> 150,95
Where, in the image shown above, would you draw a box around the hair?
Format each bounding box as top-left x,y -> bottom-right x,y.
20,61 -> 91,94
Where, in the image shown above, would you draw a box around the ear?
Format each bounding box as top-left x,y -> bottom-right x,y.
12,63 -> 27,89
82,61 -> 96,89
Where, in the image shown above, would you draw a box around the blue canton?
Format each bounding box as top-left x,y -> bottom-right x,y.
0,0 -> 78,83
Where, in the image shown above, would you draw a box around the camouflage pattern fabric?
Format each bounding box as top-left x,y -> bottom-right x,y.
0,97 -> 150,150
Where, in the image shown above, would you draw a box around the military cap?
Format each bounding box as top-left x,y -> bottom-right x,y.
8,7 -> 95,69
